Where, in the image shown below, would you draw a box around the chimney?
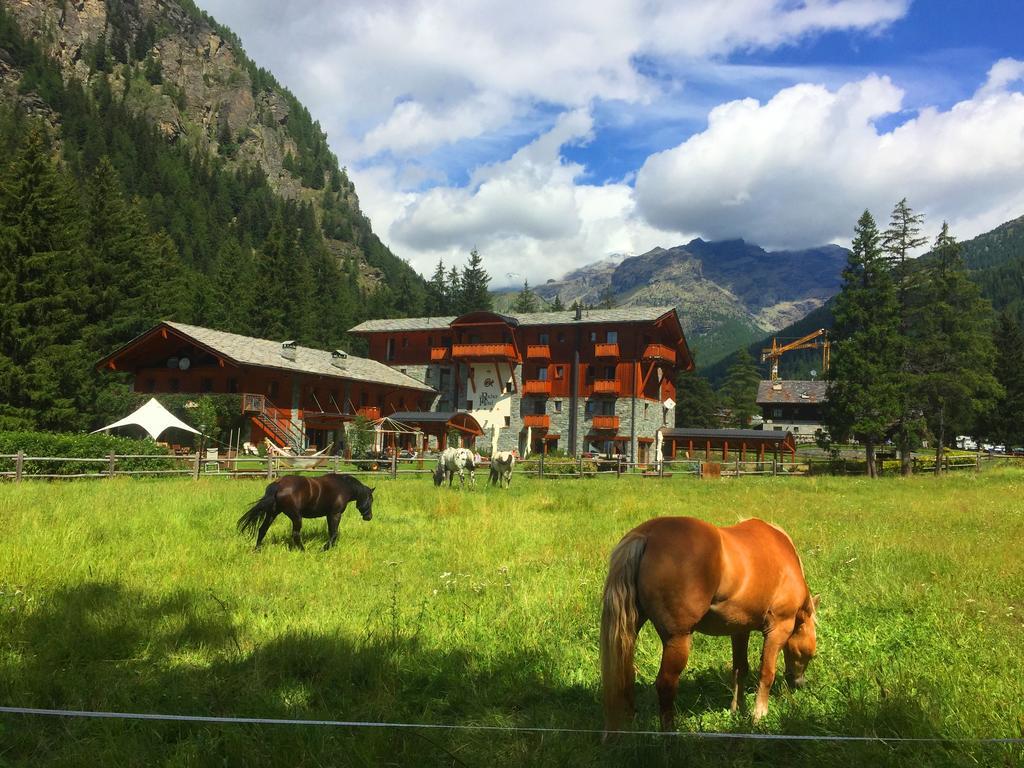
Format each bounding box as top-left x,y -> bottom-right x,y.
331,349 -> 348,369
574,304 -> 582,321
281,340 -> 297,361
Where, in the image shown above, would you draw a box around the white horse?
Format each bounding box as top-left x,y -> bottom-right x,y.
489,451 -> 516,488
433,447 -> 477,488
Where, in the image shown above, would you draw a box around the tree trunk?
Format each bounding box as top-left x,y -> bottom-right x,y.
934,406 -> 945,475
865,440 -> 876,478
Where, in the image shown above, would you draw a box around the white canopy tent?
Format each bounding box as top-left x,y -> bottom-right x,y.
92,397 -> 200,441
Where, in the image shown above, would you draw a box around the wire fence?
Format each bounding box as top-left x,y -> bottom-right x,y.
0,449 -> 999,482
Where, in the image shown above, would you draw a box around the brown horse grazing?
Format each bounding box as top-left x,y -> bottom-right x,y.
237,474 -> 374,551
600,516 -> 818,732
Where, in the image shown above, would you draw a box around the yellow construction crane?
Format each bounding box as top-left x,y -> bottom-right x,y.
761,329 -> 830,382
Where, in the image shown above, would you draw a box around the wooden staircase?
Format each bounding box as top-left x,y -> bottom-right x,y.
242,393 -> 305,453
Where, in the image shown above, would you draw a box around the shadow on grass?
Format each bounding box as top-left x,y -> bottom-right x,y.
0,582 -> 1017,768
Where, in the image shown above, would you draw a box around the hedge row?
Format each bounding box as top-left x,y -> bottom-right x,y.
0,431 -> 178,476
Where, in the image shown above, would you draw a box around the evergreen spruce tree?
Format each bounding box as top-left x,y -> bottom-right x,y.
982,312 -> 1024,447
447,266 -> 463,314
460,248 -> 492,312
675,365 -> 719,428
882,198 -> 928,474
551,294 -> 565,311
426,259 -> 448,315
720,348 -> 760,428
825,210 -> 902,477
908,223 -> 1000,472
513,280 -> 539,313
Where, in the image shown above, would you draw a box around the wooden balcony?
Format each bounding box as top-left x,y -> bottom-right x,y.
451,342 -> 518,361
355,406 -> 381,420
595,342 -> 620,358
591,415 -> 620,430
592,379 -> 620,396
522,414 -> 550,429
526,344 -> 551,359
521,379 -> 552,395
642,343 -> 677,363
430,346 -> 450,362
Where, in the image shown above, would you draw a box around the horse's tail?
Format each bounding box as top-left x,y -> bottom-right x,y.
237,481 -> 278,538
600,532 -> 647,734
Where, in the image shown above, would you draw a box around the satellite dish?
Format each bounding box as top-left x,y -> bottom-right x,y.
178,357 -> 191,371
167,357 -> 178,369
810,369 -> 817,380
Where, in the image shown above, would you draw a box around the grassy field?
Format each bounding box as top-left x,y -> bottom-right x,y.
1,470 -> 1023,767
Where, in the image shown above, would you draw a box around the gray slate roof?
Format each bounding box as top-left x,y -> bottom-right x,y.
348,306 -> 677,333
163,322 -> 435,392
756,380 -> 827,404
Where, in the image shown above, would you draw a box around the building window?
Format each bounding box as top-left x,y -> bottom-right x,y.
557,332 -> 565,343
590,331 -> 597,342
773,408 -> 783,418
539,332 -> 549,344
644,402 -> 649,416
201,377 -> 214,392
402,337 -> 409,349
400,367 -> 407,375
553,400 -> 562,413
554,366 -> 564,379
427,335 -> 433,347
607,330 -> 618,343
533,399 -> 545,415
537,367 -> 548,381
504,416 -> 511,426
269,381 -> 278,399
467,400 -> 473,410
227,377 -> 238,393
386,338 -> 396,361
585,401 -> 594,416
605,365 -> 615,379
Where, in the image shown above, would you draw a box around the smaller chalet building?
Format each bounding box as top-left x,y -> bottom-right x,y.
97,321 -> 436,452
757,380 -> 827,442
349,305 -> 692,460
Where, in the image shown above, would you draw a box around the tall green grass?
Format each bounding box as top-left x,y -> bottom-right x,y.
1,471 -> 1022,766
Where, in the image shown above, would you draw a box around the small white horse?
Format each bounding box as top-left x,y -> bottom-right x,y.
489,451 -> 516,488
433,447 -> 477,488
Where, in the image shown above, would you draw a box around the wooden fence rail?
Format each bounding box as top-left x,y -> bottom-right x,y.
0,451 -> 996,482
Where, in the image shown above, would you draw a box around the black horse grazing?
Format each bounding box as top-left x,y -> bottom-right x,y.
237,474 -> 375,551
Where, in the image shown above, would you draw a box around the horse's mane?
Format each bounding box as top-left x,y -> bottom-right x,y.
336,473 -> 371,498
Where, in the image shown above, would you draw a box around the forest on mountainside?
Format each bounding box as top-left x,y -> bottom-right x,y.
0,4 -> 437,431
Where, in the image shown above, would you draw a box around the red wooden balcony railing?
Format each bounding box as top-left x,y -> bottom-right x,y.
521,379 -> 552,395
592,379 -> 620,395
526,344 -> 551,359
595,342 -> 620,358
355,406 -> 381,420
430,346 -> 450,362
642,343 -> 677,363
591,415 -> 620,430
522,414 -> 550,429
451,343 -> 518,361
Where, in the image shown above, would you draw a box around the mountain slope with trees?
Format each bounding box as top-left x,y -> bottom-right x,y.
0,1 -> 434,431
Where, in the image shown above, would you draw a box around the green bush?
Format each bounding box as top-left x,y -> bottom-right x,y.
0,431 -> 176,477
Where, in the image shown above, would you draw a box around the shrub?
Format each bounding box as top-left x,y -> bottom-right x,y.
0,431 -> 176,477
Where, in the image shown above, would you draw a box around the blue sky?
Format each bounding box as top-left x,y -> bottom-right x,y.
197,0 -> 1024,286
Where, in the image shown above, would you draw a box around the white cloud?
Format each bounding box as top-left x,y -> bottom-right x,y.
634,63 -> 1024,250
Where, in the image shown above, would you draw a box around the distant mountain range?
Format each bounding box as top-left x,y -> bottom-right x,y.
702,212 -> 1024,385
496,239 -> 848,366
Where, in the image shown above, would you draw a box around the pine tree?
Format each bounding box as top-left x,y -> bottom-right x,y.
447,266 -> 463,314
882,198 -> 928,474
675,367 -> 719,428
513,280 -> 539,313
597,285 -> 616,309
981,312 -> 1024,447
551,294 -> 565,311
720,348 -> 760,428
908,223 -> 1000,472
426,259 -> 448,315
460,248 -> 491,313
825,210 -> 903,476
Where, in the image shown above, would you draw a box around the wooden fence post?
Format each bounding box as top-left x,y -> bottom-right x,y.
659,458 -> 665,479
108,452 -> 117,478
735,457 -> 740,478
391,451 -> 398,479
772,459 -> 778,477
266,454 -> 274,480
578,453 -> 583,478
193,451 -> 201,480
538,451 -> 544,478
15,451 -> 24,482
